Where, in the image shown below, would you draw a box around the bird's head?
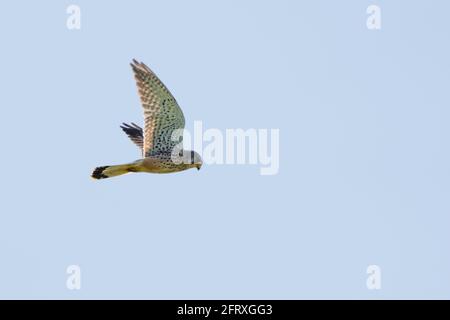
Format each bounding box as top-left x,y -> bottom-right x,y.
189,150 -> 203,171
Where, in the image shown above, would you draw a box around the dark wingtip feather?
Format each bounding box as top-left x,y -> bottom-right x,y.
120,123 -> 132,130
131,122 -> 141,129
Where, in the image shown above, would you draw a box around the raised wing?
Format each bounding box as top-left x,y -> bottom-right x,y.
120,122 -> 143,150
130,59 -> 185,157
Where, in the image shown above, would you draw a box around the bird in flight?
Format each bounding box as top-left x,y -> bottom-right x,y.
91,59 -> 202,180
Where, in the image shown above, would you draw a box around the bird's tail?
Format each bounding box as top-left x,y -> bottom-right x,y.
91,163 -> 138,180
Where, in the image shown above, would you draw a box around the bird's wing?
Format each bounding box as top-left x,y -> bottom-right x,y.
120,122 -> 143,150
130,59 -> 185,157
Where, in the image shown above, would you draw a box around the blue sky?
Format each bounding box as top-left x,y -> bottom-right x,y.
0,1 -> 449,299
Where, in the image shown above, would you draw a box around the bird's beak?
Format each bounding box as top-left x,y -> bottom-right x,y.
196,164 -> 202,171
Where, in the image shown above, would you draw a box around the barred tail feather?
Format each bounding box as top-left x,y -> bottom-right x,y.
91,163 -> 137,180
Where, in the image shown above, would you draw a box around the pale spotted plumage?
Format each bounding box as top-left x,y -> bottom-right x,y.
130,59 -> 185,157
91,59 -> 202,180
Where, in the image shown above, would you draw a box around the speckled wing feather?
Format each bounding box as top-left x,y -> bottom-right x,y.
130,59 -> 185,157
120,122 -> 143,150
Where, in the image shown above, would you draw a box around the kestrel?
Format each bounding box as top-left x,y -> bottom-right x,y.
91,59 -> 202,180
